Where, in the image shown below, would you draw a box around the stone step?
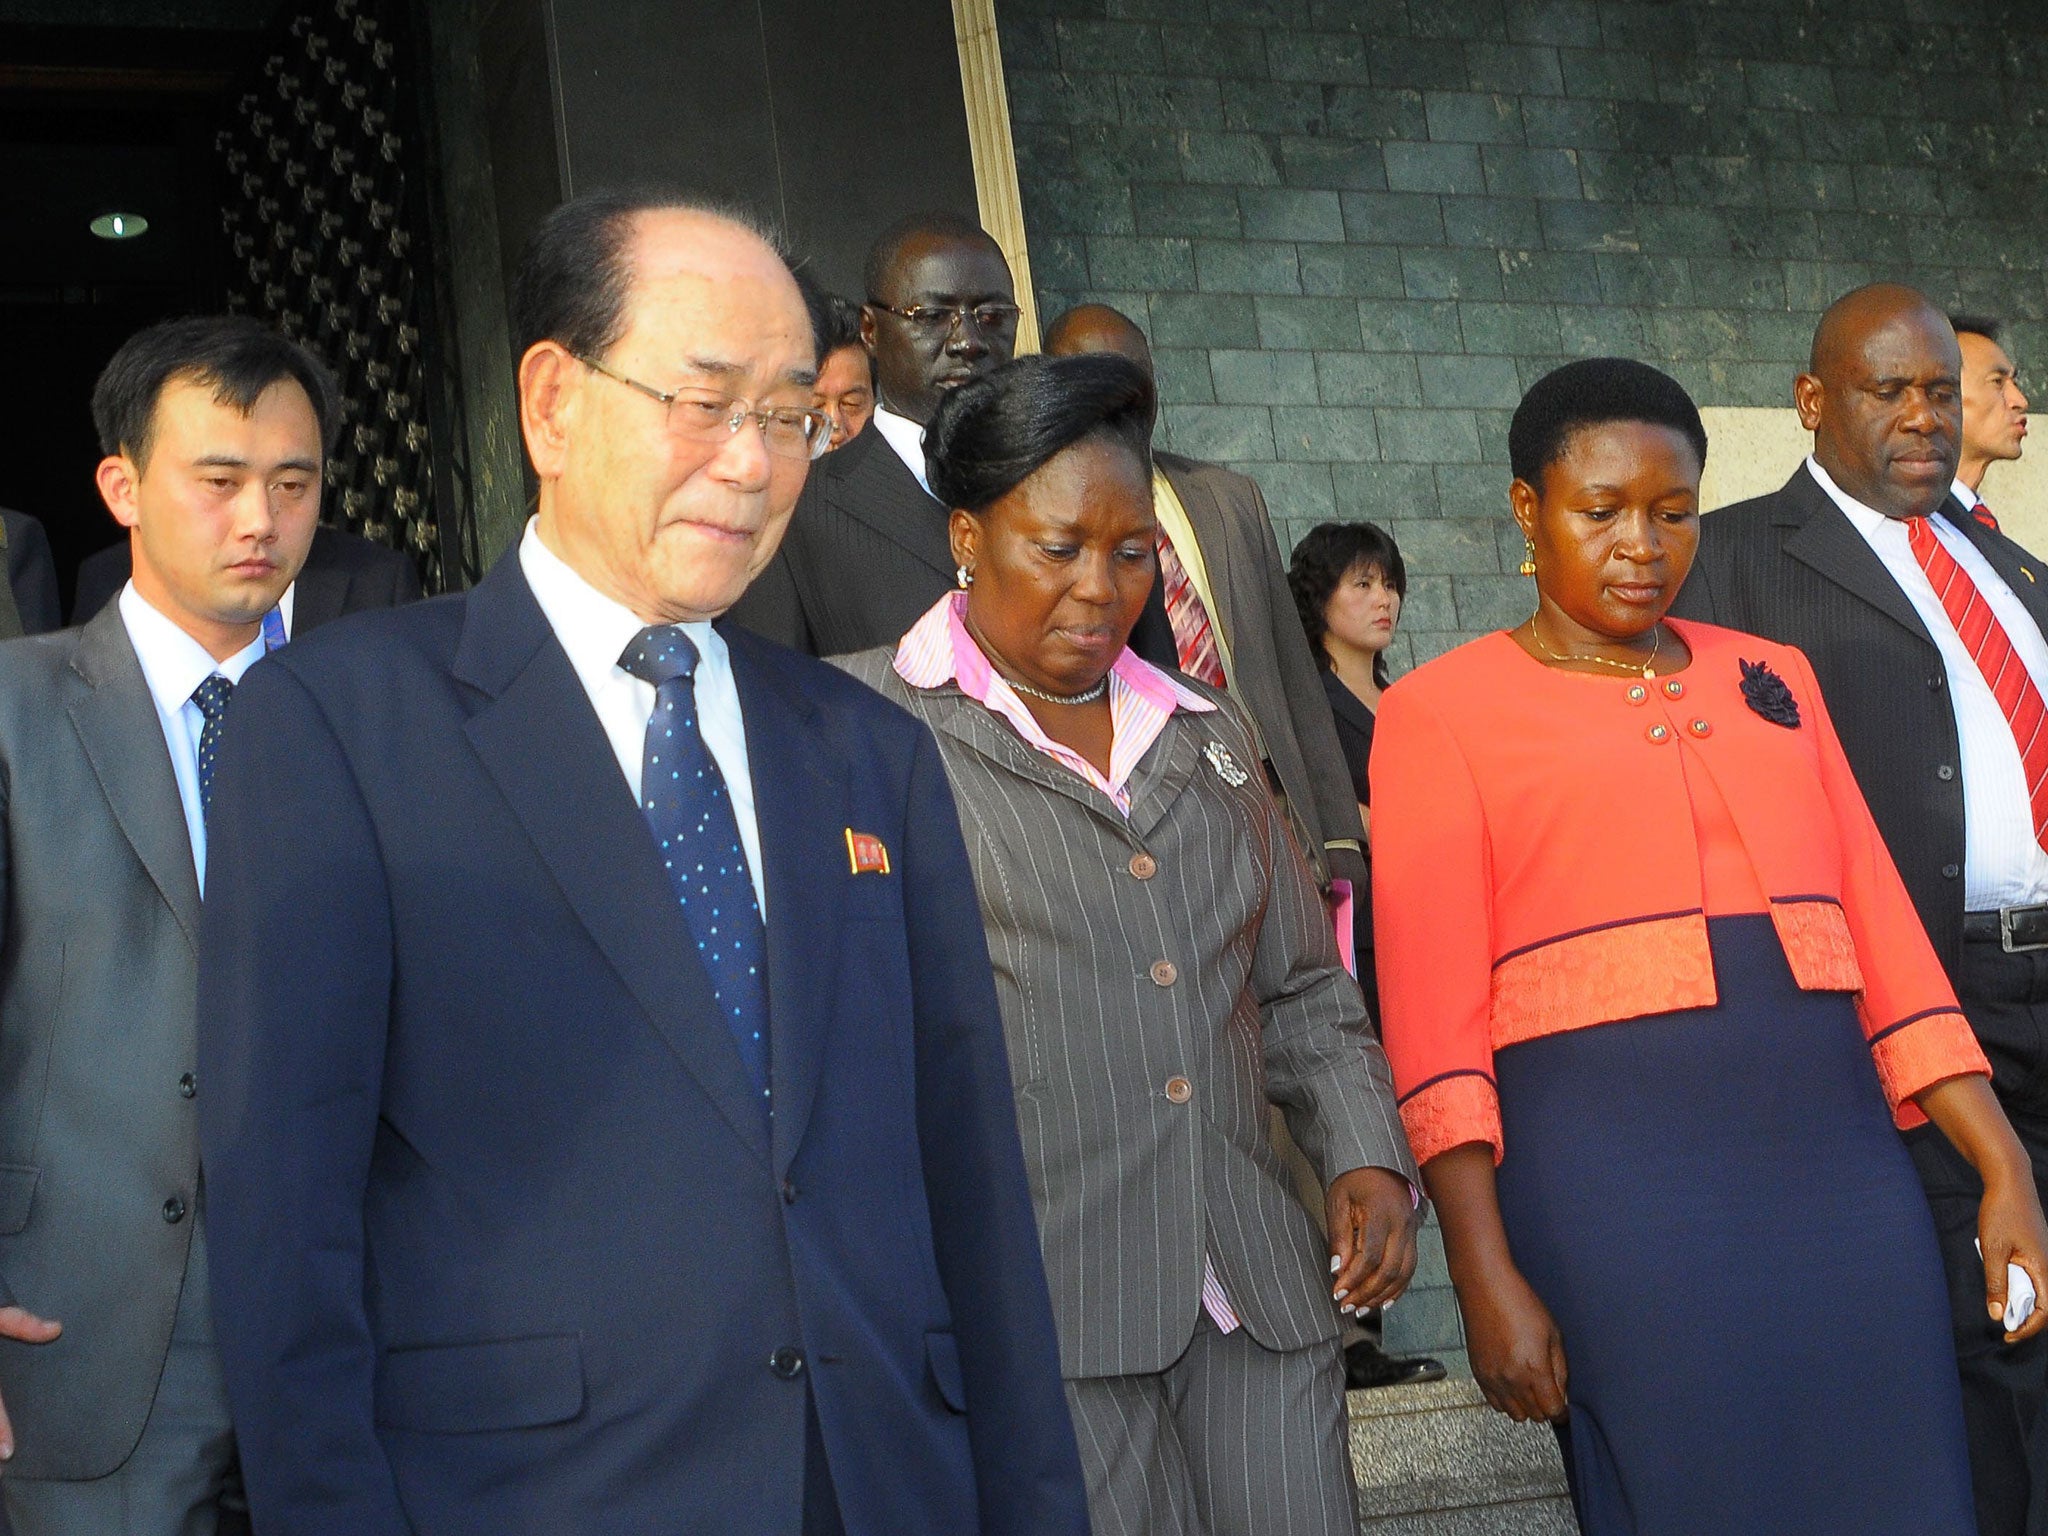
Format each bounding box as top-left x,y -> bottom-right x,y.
1347,1379 -> 1578,1532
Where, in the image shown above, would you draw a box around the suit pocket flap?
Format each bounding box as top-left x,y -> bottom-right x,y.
0,1165 -> 39,1235
375,1333 -> 584,1433
925,1329 -> 967,1414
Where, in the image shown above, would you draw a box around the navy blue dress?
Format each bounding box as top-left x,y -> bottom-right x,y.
1492,915 -> 1976,1535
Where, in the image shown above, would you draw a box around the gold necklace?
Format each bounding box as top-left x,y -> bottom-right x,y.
1526,619 -> 1662,678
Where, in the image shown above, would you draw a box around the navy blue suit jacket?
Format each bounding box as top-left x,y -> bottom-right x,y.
197,553 -> 1088,1535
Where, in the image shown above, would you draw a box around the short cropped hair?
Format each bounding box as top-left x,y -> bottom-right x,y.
91,314 -> 340,471
924,353 -> 1154,514
1508,357 -> 1708,488
863,210 -> 1002,304
1288,522 -> 1407,687
796,270 -> 866,367
1950,313 -> 2004,345
509,187 -> 781,363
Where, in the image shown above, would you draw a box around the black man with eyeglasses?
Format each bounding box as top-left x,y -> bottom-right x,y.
730,211 -> 1026,656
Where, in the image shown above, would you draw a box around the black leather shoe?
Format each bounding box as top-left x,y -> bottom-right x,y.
1344,1338 -> 1448,1390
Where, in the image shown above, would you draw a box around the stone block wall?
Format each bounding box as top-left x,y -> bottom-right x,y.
997,0 -> 2048,669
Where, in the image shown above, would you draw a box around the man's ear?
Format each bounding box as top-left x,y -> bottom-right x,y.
519,342 -> 579,481
96,454 -> 142,530
859,305 -> 879,358
1792,372 -> 1825,433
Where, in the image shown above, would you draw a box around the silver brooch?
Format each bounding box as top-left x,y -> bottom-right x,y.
1203,741 -> 1249,786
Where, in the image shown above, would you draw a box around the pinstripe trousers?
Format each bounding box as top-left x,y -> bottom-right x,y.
1064,1316 -> 1357,1536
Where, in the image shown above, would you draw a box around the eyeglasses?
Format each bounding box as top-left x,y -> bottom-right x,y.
869,301 -> 1022,337
575,356 -> 832,462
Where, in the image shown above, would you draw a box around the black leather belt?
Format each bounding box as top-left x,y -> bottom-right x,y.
1964,905 -> 2048,952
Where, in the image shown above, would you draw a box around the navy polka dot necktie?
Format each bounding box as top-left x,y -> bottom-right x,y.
191,674 -> 235,829
619,626 -> 772,1120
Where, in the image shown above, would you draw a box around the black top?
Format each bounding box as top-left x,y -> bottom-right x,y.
1319,667 -> 1376,805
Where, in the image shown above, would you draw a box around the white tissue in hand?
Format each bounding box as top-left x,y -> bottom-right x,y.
1975,1241 -> 2038,1332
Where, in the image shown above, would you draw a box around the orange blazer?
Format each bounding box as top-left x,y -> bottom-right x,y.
1371,620 -> 1988,1165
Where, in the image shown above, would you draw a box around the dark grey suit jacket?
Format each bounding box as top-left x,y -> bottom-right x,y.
1155,451 -> 1366,890
0,604 -> 207,1477
0,511 -> 61,637
1671,462 -> 2048,978
73,525 -> 423,631
837,649 -> 1415,1377
727,426 -> 953,657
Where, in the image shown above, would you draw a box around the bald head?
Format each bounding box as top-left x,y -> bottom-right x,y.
1044,304 -> 1154,375
1795,283 -> 1961,520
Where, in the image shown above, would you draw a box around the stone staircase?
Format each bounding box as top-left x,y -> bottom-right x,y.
1347,1379 -> 1579,1534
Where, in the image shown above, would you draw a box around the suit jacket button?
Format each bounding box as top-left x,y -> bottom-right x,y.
1128,851 -> 1158,880
178,1073 -> 196,1099
1689,718 -> 1711,737
1663,680 -> 1686,699
1165,1076 -> 1192,1104
1928,674 -> 1946,690
1646,723 -> 1671,744
1149,959 -> 1177,986
162,1196 -> 187,1224
1937,764 -> 1956,781
1942,863 -> 1961,879
1626,684 -> 1648,705
770,1347 -> 805,1380
781,1180 -> 798,1205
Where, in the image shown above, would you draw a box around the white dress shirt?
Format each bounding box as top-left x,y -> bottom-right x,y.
518,518 -> 767,917
869,405 -> 937,499
1808,457 -> 2048,908
119,584 -> 273,893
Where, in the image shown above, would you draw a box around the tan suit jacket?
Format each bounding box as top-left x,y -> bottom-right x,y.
1154,451 -> 1365,890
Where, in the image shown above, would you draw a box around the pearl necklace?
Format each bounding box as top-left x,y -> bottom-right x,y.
1004,674 -> 1109,706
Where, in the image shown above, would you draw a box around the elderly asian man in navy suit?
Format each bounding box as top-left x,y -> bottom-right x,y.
196,190 -> 1088,1536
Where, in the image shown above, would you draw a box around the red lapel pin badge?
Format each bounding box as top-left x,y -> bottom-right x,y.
845,829 -> 891,876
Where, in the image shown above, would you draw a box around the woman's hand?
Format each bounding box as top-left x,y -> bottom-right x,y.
1978,1163 -> 2048,1345
1326,1166 -> 1419,1314
1915,1073 -> 2048,1344
1460,1266 -> 1569,1423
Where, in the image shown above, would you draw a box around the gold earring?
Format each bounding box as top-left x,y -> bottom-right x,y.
1518,537 -> 1536,578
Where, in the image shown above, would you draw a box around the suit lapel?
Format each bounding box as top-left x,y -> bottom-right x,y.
1126,711 -> 1207,843
65,606 -> 201,949
455,559 -> 771,1164
835,430 -> 955,582
923,687 -> 1129,827
1945,501 -> 2048,641
1159,456 -> 1237,652
723,628 -> 846,1174
1777,468 -> 1933,644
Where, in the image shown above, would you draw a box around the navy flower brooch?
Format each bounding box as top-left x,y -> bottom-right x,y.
1739,659 -> 1801,728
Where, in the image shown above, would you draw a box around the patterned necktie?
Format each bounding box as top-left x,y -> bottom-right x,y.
619,626 -> 772,1117
1906,515 -> 2048,851
191,674 -> 235,828
1972,498 -> 2002,533
1156,532 -> 1227,687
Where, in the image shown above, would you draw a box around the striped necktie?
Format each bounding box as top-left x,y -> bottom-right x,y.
1906,514 -> 2048,851
1156,533 -> 1226,688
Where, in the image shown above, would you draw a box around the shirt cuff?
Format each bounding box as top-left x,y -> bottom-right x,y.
1869,1008 -> 1990,1122
1397,1070 -> 1503,1166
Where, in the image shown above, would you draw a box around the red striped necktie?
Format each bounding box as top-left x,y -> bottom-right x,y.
1156,533 -> 1226,688
1905,514 -> 2048,851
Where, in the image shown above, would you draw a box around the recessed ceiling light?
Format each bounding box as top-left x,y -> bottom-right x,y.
89,213 -> 149,240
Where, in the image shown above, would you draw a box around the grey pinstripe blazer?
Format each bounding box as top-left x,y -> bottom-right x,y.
836,649 -> 1417,1379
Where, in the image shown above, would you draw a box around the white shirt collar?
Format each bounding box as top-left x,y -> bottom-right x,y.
870,405 -> 935,498
517,518 -> 724,691
118,582 -> 269,716
1805,455 -> 1909,539
1951,476 -> 1983,511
